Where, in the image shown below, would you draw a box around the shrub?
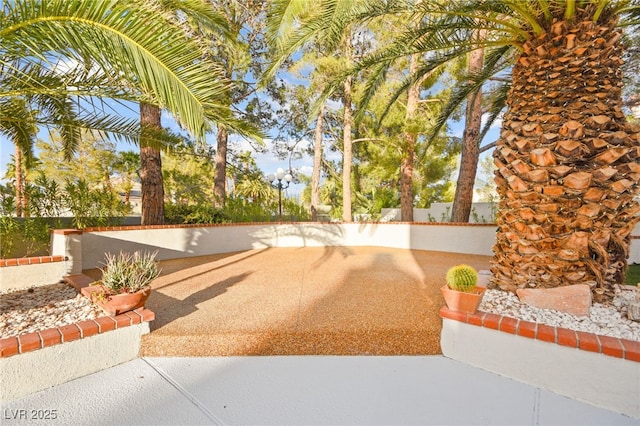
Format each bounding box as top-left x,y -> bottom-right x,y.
164,203 -> 229,224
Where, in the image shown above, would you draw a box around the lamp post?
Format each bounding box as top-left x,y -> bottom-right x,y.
267,168 -> 292,220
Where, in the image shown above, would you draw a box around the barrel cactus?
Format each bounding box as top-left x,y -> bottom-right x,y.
445,264 -> 478,293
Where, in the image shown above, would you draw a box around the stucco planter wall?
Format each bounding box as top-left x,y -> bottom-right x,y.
50,222 -> 497,272
0,309 -> 154,403
440,308 -> 640,419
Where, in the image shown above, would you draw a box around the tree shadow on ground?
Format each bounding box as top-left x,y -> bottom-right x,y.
147,271 -> 253,331
140,247 -> 474,356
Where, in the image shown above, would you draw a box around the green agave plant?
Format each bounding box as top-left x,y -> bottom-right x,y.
99,250 -> 161,294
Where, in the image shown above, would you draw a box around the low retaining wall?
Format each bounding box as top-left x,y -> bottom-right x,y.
4,223 -> 639,287
48,222 -> 497,273
439,308 -> 640,419
0,256 -> 68,291
0,308 -> 154,402
3,222 -> 639,411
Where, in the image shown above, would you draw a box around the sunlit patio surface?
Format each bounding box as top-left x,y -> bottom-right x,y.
11,246 -> 639,424
108,246 -> 490,356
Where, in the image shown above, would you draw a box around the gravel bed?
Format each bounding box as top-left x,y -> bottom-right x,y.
0,282 -> 103,338
1,282 -> 639,342
480,287 -> 640,341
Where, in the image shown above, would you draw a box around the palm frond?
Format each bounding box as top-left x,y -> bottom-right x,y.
478,80 -> 510,144
263,0 -> 412,85
0,97 -> 37,160
430,45 -> 513,144
2,0 -> 251,140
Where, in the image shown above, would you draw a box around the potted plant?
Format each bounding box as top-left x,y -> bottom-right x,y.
441,264 -> 485,314
83,250 -> 161,316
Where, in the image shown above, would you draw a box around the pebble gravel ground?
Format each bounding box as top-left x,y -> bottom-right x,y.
480,287 -> 640,341
1,282 -> 639,343
0,283 -> 103,338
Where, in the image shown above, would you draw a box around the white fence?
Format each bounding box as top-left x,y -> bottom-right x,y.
382,202 -> 497,223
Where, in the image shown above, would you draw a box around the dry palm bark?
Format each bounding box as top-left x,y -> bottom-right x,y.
310,105 -> 325,222
140,102 -> 165,226
491,13 -> 640,301
342,35 -> 354,223
400,53 -> 421,222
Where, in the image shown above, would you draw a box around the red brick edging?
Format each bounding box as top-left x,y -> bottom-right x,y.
0,256 -> 66,267
440,306 -> 640,362
78,221 -> 497,233
0,308 -> 155,358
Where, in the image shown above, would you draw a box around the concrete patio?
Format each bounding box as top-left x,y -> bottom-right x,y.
3,355 -> 637,425
107,246 -> 492,356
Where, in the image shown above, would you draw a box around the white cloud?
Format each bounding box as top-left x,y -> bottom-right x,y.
299,165 -> 313,175
481,112 -> 503,130
325,99 -> 342,111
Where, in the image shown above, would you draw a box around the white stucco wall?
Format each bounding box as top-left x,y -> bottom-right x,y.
0,262 -> 69,291
78,223 -> 496,270
0,322 -> 149,403
441,319 -> 640,419
6,222 -> 639,289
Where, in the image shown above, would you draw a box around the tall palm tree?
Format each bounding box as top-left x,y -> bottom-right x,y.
274,1 -> 640,300
365,0 -> 640,299
489,1 -> 640,300
0,87 -> 84,216
0,98 -> 36,217
2,0 -> 256,224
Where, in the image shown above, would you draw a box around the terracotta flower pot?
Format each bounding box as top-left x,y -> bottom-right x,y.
83,284 -> 151,316
441,285 -> 485,314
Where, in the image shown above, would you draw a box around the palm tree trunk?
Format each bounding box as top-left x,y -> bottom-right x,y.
14,145 -> 23,218
140,102 -> 164,225
400,53 -> 423,222
311,105 -> 325,221
491,16 -> 640,301
342,37 -> 353,222
342,75 -> 353,222
214,124 -> 228,208
451,33 -> 484,223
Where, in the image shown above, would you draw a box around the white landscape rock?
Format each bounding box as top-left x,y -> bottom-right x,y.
480,287 -> 640,342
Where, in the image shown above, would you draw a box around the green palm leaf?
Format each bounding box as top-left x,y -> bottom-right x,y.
1,0 -> 258,141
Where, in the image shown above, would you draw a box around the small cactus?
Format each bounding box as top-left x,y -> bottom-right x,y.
446,264 -> 478,293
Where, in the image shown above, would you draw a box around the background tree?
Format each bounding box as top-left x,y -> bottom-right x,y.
2,0 -> 258,224
265,0 -> 396,222
195,0 -> 275,208
113,151 -> 140,207
34,131 -> 117,186
450,30 -> 485,223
